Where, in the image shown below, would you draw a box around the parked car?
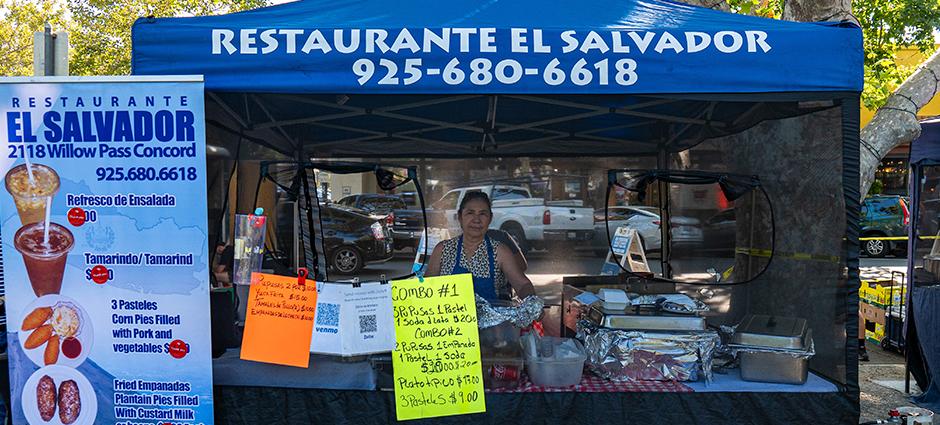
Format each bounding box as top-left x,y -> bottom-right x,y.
336,194 -> 424,250
702,209 -> 736,255
429,184 -> 594,252
319,204 -> 394,275
861,195 -> 909,258
668,216 -> 704,250
591,206 -> 662,256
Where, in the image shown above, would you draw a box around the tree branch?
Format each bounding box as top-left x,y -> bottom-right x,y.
782,0 -> 857,24
675,0 -> 730,11
860,49 -> 940,195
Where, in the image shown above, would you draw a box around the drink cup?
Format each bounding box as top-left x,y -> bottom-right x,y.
5,164 -> 60,225
15,222 -> 74,297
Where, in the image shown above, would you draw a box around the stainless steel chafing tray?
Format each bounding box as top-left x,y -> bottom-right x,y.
732,315 -> 807,349
586,305 -> 707,331
730,314 -> 814,385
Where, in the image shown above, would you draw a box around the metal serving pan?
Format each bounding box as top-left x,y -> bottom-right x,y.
587,305 -> 707,331
732,315 -> 807,350
731,314 -> 813,385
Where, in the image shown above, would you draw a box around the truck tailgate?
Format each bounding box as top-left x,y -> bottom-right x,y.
544,207 -> 594,231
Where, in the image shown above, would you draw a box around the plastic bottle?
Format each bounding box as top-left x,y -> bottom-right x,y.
887,409 -> 902,423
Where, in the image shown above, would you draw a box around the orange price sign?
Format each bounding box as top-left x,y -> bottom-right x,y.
240,272 -> 317,368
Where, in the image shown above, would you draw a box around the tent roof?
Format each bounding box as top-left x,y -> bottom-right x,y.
132,0 -> 862,94
205,92 -> 838,158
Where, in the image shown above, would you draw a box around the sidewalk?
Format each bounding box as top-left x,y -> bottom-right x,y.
859,342 -> 925,423
858,260 -> 931,423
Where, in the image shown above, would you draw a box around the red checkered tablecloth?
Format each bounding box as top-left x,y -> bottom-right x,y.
487,371 -> 694,393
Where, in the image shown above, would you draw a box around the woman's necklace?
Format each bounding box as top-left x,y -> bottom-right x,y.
462,238 -> 484,258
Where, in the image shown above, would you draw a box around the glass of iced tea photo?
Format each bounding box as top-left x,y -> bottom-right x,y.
15,222 -> 74,297
5,164 -> 60,225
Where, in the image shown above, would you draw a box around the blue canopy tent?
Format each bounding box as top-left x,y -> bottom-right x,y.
129,1 -> 864,423
906,118 -> 940,412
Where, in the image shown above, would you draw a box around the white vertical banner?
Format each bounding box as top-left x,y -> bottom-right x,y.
0,77 -> 213,424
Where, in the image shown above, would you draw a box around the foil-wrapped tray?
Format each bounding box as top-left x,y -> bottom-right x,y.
578,321 -> 720,383
476,295 -> 544,329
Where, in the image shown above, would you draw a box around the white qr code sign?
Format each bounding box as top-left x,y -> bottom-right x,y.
359,314 -> 378,333
310,282 -> 396,355
317,303 -> 341,327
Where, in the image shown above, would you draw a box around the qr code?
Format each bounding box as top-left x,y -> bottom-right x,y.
316,303 -> 340,327
358,315 -> 377,333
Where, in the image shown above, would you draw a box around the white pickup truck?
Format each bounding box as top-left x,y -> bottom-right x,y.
430,185 -> 594,252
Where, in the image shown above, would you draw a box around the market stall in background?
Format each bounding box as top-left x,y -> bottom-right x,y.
130,0 -> 864,423
903,118 -> 940,413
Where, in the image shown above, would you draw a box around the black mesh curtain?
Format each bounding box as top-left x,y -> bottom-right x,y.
668,105 -> 854,388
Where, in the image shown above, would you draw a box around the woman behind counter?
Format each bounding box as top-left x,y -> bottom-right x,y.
426,191 -> 536,301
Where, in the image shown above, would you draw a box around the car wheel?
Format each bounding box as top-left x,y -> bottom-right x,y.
863,238 -> 888,258
331,246 -> 363,275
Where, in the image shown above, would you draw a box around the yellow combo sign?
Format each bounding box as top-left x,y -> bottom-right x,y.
391,274 -> 486,421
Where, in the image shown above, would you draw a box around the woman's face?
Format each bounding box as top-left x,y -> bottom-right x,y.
459,198 -> 492,239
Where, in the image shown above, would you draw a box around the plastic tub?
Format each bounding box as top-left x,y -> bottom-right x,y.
523,336 -> 587,387
479,321 -> 521,356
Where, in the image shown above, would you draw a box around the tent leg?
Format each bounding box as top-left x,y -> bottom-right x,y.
657,148 -> 671,278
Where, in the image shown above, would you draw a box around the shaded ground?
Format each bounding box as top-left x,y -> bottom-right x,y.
859,342 -> 927,423
859,258 -> 933,424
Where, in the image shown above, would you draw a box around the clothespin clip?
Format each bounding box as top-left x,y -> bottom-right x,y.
249,208 -> 266,228
297,267 -> 308,287
415,267 -> 425,283
531,320 -> 545,338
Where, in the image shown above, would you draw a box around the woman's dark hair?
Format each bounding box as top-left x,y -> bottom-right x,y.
458,191 -> 492,216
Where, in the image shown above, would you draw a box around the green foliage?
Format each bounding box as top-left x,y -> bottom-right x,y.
855,0 -> 940,62
0,0 -> 71,76
0,0 -> 267,77
724,0 -> 783,18
863,59 -> 918,110
68,0 -> 268,76
725,0 -> 940,112
855,0 -> 940,110
867,179 -> 884,196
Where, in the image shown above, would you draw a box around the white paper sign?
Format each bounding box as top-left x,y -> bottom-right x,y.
309,282 -> 396,355
412,227 -> 451,274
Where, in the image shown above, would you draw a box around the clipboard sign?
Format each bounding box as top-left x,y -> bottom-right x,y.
412,228 -> 451,274
600,226 -> 650,275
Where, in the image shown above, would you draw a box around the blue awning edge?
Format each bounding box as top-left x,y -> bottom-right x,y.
131,0 -> 863,94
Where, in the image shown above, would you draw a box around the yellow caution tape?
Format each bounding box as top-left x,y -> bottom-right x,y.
858,236 -> 940,241
735,247 -> 841,263
721,266 -> 734,281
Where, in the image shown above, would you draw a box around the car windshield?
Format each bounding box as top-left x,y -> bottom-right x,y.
630,207 -> 660,218
360,197 -> 405,211
399,192 -> 419,208
635,206 -> 659,214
